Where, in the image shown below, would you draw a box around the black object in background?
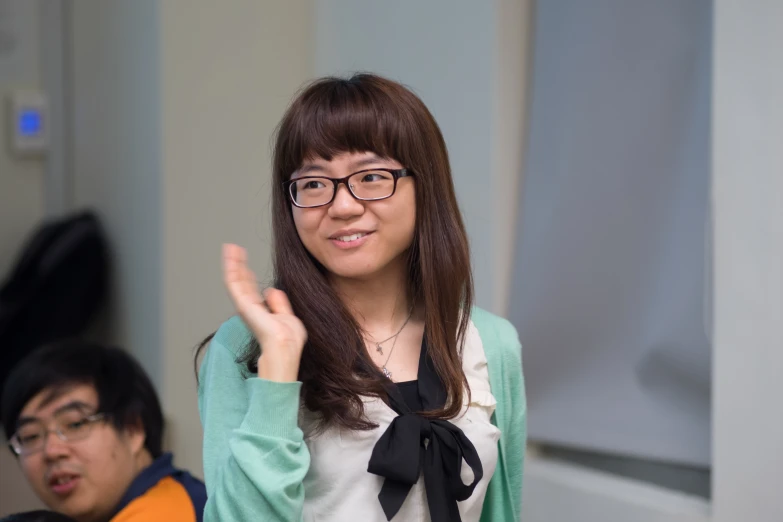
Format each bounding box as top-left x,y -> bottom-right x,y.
0,211 -> 109,403
0,511 -> 77,522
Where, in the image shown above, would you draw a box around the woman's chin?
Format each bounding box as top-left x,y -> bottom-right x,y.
327,266 -> 377,281
319,250 -> 408,282
322,259 -> 383,281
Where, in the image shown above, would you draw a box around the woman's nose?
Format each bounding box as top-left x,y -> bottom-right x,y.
328,184 -> 364,218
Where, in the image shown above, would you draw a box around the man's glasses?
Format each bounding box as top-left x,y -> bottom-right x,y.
9,409 -> 108,456
283,168 -> 414,208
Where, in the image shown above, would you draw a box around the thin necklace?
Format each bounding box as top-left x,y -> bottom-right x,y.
381,332 -> 401,379
372,303 -> 415,356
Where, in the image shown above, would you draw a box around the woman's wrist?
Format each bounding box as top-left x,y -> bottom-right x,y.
257,353 -> 300,382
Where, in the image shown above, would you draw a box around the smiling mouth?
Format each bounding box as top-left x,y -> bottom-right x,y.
331,232 -> 371,242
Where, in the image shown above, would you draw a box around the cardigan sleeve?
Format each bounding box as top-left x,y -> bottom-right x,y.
198,317 -> 310,521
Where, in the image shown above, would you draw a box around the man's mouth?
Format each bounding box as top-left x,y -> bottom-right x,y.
48,473 -> 81,496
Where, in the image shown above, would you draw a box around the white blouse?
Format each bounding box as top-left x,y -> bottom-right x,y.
299,321 -> 501,521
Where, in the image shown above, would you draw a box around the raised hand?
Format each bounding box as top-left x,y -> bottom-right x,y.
222,243 -> 307,382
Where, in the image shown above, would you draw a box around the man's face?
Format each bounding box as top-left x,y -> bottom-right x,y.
13,384 -> 146,522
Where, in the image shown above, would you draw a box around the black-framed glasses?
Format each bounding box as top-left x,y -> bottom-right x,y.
8,410 -> 109,456
283,168 -> 414,208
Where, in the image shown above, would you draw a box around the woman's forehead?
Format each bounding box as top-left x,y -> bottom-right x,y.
303,150 -> 384,164
294,151 -> 401,177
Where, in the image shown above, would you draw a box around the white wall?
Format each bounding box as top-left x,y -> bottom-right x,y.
711,1 -> 783,521
0,0 -> 48,515
0,451 -> 43,515
314,0 -> 533,314
70,0 -> 164,384
69,0 -> 314,477
493,0 -> 533,315
157,0 -> 314,476
0,0 -> 46,277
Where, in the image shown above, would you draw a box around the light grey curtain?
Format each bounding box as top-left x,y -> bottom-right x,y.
510,0 -> 712,467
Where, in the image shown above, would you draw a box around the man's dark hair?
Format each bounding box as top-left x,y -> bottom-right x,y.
0,510 -> 77,521
1,341 -> 164,458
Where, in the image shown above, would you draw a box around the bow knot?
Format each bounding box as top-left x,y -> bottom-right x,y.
368,412 -> 483,521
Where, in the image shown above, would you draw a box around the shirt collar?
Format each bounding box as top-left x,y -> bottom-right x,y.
112,452 -> 178,516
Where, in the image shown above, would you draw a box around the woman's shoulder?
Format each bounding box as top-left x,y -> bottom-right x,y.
197,316 -> 254,382
469,306 -> 522,368
211,315 -> 254,358
470,307 -> 520,348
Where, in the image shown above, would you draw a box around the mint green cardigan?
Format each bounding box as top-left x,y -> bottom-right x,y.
198,307 -> 526,521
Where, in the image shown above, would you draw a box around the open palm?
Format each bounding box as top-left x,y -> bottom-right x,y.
222,243 -> 307,381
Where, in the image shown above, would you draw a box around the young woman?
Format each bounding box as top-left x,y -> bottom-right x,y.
197,74 -> 526,522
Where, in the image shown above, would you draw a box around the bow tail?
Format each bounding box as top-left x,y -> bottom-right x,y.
422,435 -> 464,522
378,478 -> 415,521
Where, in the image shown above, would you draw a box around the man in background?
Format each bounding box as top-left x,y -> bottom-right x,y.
0,511 -> 76,522
1,342 -> 206,522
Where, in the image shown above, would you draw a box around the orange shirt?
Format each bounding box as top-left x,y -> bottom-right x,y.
110,453 -> 206,522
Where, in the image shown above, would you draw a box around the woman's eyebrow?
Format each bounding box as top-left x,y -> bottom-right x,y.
296,163 -> 328,175
293,154 -> 391,178
349,154 -> 387,170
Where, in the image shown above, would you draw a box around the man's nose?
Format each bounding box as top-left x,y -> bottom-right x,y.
41,430 -> 70,461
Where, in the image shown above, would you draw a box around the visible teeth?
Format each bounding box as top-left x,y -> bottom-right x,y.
336,233 -> 366,242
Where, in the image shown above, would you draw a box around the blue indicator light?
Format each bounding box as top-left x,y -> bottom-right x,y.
18,110 -> 42,136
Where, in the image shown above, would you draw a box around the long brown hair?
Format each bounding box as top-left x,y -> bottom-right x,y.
200,74 -> 473,431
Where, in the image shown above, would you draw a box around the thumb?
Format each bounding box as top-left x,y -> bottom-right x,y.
263,288 -> 294,315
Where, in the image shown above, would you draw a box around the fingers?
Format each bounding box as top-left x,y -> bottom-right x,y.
222,244 -> 294,318
222,244 -> 265,310
222,243 -> 247,286
263,288 -> 294,315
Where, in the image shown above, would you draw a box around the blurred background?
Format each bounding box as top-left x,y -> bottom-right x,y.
0,1 -> 780,521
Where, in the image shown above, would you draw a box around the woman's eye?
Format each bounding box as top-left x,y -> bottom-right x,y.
304,180 -> 325,190
361,173 -> 385,182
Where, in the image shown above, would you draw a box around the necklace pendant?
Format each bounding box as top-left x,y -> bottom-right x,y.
376,343 -> 383,355
382,366 -> 392,378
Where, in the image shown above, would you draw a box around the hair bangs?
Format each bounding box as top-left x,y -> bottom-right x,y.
275,76 -> 417,180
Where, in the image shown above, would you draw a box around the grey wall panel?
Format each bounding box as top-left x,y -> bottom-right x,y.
510,0 -> 712,467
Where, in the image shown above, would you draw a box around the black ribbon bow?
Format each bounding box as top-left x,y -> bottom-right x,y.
367,337 -> 483,521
